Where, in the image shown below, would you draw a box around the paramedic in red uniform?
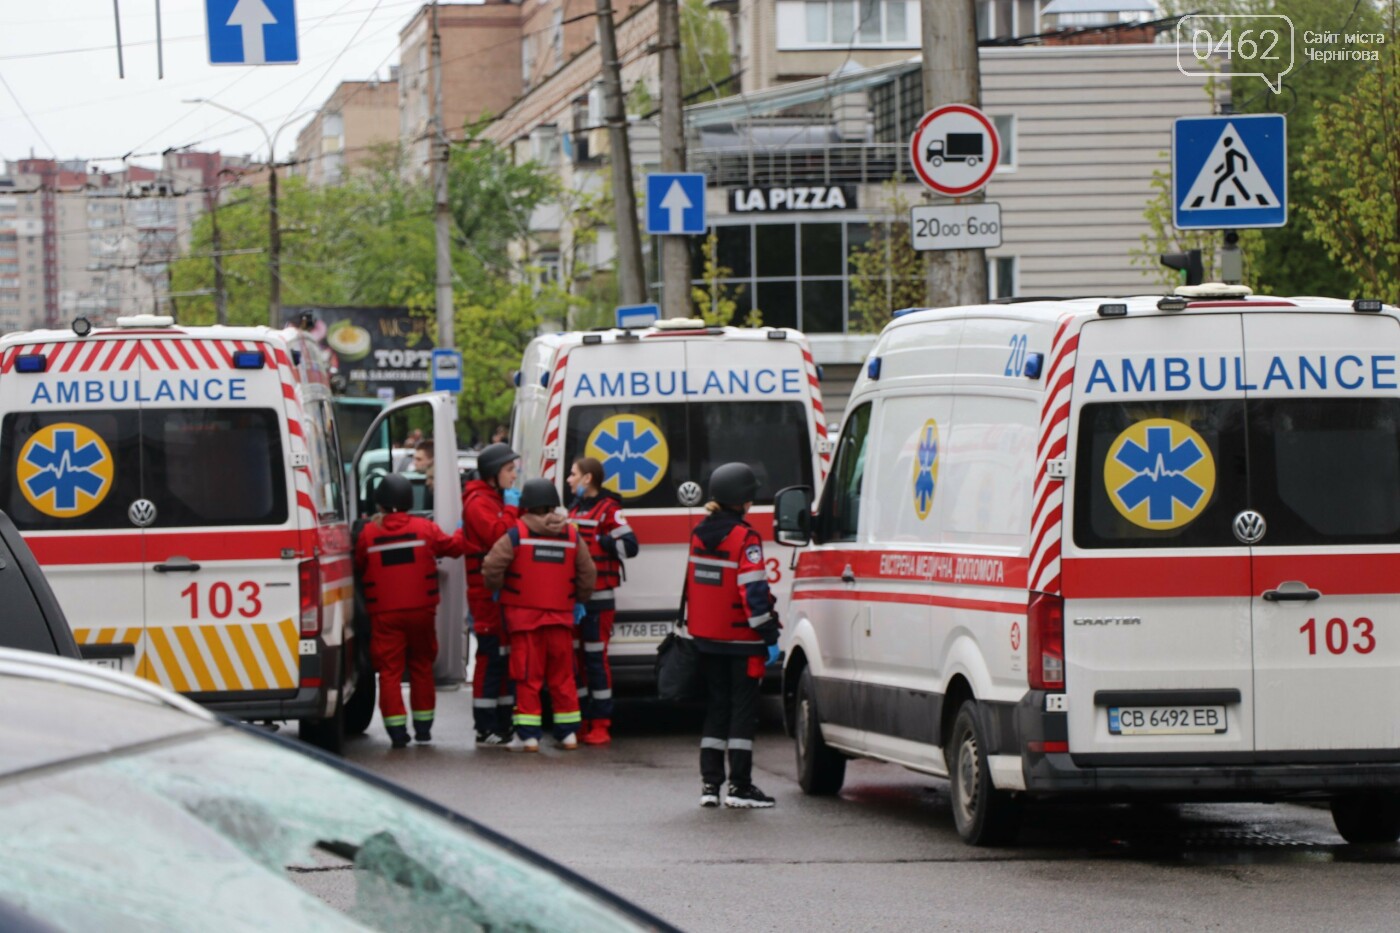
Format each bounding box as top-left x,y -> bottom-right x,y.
685,462 -> 779,808
482,479 -> 596,752
354,474 -> 463,748
459,442 -> 521,746
566,456 -> 639,745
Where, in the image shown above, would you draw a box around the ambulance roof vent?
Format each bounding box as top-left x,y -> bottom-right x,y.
651,317 -> 707,331
1174,283 -> 1253,299
115,314 -> 175,328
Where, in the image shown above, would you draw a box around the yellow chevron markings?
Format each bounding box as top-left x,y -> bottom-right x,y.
72,620 -> 299,693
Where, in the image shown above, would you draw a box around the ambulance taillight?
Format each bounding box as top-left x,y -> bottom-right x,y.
299,559 -> 322,637
1027,592 -> 1064,690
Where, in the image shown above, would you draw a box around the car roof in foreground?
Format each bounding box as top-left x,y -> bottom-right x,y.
0,648 -> 216,777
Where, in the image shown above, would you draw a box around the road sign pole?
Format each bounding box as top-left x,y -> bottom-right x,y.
657,0 -> 690,319
919,0 -> 988,307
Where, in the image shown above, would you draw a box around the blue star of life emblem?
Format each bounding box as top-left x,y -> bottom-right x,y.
592,419 -> 663,494
914,423 -> 937,516
1112,425 -> 1206,523
24,428 -> 108,511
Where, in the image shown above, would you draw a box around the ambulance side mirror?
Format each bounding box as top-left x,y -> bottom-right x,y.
773,485 -> 813,548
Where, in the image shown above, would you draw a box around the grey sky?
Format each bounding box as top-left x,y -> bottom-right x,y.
0,0 -> 448,171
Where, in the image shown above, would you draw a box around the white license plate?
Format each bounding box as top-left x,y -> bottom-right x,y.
613,621 -> 673,643
84,657 -> 127,674
1109,706 -> 1226,735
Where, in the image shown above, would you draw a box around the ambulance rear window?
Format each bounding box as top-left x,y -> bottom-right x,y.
1073,400 -> 1248,549
145,409 -> 287,527
563,401 -> 813,509
1248,398 -> 1400,545
0,409 -> 287,531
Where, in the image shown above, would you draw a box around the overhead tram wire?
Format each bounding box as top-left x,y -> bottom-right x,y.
278,0 -> 388,143
0,72 -> 59,158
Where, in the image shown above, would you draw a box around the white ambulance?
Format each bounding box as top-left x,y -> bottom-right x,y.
512,320 -> 832,681
772,289 -> 1400,845
0,316 -> 462,752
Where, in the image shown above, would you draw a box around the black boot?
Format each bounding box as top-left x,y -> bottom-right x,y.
387,724 -> 411,749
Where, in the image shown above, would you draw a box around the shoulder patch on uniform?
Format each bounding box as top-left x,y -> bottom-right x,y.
745,545 -> 763,565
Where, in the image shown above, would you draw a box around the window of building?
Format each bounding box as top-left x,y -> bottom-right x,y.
993,113 -> 1016,170
552,8 -> 564,61
988,256 -> 1017,299
521,35 -> 535,85
778,0 -> 919,49
977,0 -> 1040,39
662,218 -> 870,334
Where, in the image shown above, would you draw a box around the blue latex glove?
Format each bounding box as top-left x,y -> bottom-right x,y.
766,644 -> 781,666
503,488 -> 521,507
574,603 -> 587,625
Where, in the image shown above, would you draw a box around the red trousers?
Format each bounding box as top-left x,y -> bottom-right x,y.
370,608 -> 437,728
509,624 -> 582,739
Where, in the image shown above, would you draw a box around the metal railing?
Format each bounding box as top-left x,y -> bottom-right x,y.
688,143 -> 906,188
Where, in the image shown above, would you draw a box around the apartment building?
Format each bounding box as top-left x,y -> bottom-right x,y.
292,76 -> 401,186
0,153 -> 231,332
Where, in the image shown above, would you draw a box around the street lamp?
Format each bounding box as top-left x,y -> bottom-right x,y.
184,98 -> 297,329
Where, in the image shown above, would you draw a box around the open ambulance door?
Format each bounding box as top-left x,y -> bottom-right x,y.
351,391 -> 466,685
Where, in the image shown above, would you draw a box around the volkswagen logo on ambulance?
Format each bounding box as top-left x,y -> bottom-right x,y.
128,498 -> 157,528
1232,510 -> 1266,545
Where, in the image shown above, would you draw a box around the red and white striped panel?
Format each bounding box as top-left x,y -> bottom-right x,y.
800,346 -> 831,481
0,337 -> 261,374
267,342 -> 319,525
1028,315 -> 1080,596
541,351 -> 570,481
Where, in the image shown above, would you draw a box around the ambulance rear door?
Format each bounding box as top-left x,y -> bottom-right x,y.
138,335 -> 304,699
1064,313 -> 1255,758
688,334 -> 821,615
0,336 -> 146,676
1241,311 -> 1400,754
558,339 -> 695,648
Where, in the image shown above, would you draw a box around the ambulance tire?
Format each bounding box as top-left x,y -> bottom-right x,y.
1331,793 -> 1400,844
343,654 -> 377,736
947,701 -> 1022,846
299,699 -> 346,755
795,667 -> 846,795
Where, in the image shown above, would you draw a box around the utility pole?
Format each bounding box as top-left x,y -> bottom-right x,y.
657,0 -> 689,318
209,186 -> 228,325
595,0 -> 646,305
432,1 -> 455,350
921,0 -> 987,306
268,162 -> 282,327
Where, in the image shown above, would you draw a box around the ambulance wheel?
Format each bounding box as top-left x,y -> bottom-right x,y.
1331,793 -> 1400,844
343,657 -> 377,737
300,700 -> 346,755
795,667 -> 846,795
947,701 -> 1022,846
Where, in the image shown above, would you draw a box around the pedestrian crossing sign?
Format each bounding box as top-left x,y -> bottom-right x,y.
1173,114 -> 1287,229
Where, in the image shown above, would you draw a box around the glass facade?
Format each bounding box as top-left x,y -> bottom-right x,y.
656,219 -> 872,334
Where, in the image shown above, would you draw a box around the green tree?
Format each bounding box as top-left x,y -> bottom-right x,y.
847,184 -> 926,333
681,0 -> 734,103
691,232 -> 761,325
1299,7 -> 1400,303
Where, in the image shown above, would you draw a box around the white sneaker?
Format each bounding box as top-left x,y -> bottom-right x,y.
508,736 -> 540,753
558,733 -> 579,750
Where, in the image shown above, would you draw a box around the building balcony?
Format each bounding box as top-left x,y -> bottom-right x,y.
688,142 -> 905,188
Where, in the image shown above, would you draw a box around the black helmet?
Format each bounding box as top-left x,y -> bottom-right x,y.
477,442 -> 520,480
708,462 -> 759,507
375,473 -> 414,513
519,478 -> 561,511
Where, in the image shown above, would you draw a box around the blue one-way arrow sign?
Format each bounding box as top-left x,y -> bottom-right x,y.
207,0 -> 299,65
646,173 -> 706,235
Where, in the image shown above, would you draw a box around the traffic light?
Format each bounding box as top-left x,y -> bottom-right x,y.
1160,249 -> 1204,286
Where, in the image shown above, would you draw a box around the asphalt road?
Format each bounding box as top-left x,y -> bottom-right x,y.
346,687 -> 1400,932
